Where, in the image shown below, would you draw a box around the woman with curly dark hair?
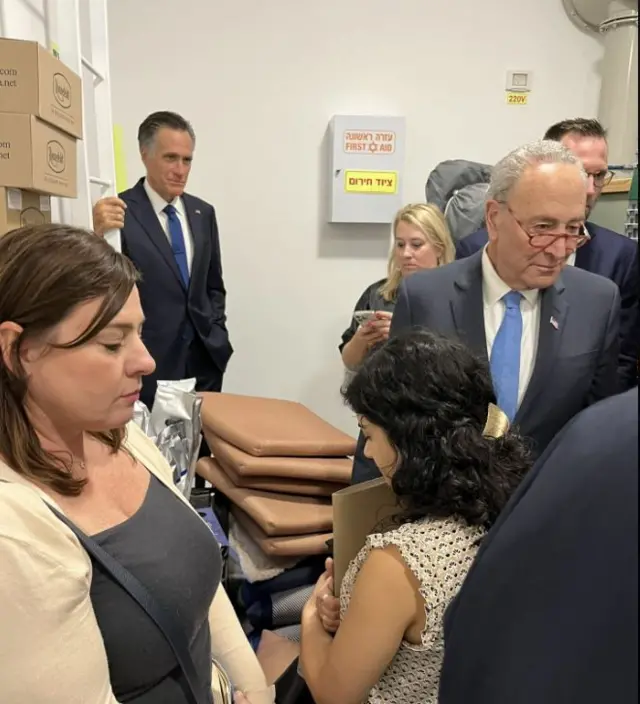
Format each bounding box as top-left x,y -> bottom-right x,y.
299,329 -> 531,704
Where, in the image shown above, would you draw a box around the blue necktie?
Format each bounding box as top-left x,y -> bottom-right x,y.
490,291 -> 523,422
164,204 -> 189,286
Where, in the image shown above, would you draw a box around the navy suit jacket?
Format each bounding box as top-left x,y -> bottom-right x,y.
457,223 -> 638,389
439,387 -> 638,704
350,250 -> 620,483
119,179 -> 232,406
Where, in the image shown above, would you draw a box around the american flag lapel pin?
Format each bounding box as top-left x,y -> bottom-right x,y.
550,315 -> 559,330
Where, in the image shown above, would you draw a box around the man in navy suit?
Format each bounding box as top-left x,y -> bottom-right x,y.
457,118 -> 638,389
351,140 -> 620,483
92,111 -> 232,409
439,387 -> 638,704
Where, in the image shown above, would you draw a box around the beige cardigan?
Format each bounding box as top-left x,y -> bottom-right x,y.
0,422 -> 275,704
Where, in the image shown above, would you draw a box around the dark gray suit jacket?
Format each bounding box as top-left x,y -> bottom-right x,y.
119,179 -> 232,409
457,224 -> 639,390
392,250 -> 620,455
439,387 -> 638,704
351,250 -> 621,481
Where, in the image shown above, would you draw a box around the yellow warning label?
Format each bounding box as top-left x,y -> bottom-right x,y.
113,125 -> 128,191
344,171 -> 398,194
506,91 -> 528,106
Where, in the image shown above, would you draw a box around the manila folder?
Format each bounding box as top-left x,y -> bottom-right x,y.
332,477 -> 398,596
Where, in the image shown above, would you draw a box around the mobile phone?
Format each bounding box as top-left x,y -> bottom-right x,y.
353,310 -> 376,326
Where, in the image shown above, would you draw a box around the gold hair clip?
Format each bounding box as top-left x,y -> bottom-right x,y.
482,403 -> 510,439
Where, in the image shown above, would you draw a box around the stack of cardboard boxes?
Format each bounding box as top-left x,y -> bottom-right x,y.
0,37 -> 83,236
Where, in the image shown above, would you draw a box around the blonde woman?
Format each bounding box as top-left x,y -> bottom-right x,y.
339,203 -> 455,371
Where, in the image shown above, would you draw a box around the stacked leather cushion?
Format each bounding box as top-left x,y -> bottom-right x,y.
197,393 -> 356,558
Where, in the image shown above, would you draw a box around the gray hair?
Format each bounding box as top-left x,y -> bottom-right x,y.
487,139 -> 586,202
137,111 -> 196,152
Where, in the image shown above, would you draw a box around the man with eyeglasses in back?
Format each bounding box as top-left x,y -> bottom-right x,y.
350,140 -> 620,484
458,118 -> 638,389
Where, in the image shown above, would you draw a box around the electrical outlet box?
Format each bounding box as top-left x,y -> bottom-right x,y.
506,70 -> 532,92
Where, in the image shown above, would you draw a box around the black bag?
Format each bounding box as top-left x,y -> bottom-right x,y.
425,159 -> 492,242
275,659 -> 315,704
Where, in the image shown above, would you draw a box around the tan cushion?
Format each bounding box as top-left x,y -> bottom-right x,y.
196,457 -> 333,536
200,392 -> 356,457
215,456 -> 343,497
207,434 -> 352,484
233,507 -> 332,558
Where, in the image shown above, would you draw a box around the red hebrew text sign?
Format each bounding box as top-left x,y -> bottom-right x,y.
343,130 -> 395,154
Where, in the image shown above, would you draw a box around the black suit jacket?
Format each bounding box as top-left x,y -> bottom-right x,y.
439,387 -> 638,704
457,223 -> 639,389
119,179 -> 232,405
350,251 -> 620,483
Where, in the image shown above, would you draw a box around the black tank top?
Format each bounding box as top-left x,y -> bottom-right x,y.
90,474 -> 222,703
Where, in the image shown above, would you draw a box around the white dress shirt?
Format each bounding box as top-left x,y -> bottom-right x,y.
143,179 -> 194,273
482,248 -> 541,409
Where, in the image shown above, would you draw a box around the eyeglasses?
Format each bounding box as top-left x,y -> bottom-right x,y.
590,170 -> 614,188
502,204 -> 589,251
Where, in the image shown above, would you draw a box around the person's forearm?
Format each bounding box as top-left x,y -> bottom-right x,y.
341,335 -> 370,371
209,587 -> 275,703
300,609 -> 336,704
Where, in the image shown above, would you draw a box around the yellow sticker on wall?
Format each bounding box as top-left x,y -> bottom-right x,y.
506,92 -> 528,106
113,125 -> 128,192
344,171 -> 398,194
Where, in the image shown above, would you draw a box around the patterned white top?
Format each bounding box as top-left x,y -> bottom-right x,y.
340,516 -> 485,703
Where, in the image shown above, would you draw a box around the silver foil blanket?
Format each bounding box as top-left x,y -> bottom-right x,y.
132,378 -> 202,500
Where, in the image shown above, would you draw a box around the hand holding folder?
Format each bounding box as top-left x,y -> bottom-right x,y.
331,477 -> 399,596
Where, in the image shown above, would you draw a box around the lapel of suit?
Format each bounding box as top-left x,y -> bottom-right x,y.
450,251 -> 488,361
574,244 -> 591,270
127,178 -> 184,288
182,194 -> 206,293
515,276 -> 568,424
575,222 -> 601,271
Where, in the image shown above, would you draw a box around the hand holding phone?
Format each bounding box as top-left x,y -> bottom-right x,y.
353,310 -> 376,326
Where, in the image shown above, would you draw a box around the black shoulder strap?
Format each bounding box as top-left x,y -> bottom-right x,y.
47,505 -> 205,704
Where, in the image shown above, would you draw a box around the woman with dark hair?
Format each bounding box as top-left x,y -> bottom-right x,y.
0,225 -> 272,703
299,329 -> 531,704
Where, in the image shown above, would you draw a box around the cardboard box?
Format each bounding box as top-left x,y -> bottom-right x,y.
0,113 -> 77,198
332,477 -> 399,595
0,37 -> 83,139
0,186 -> 51,237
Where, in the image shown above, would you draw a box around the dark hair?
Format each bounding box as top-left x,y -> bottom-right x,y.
342,329 -> 531,528
544,118 -> 607,142
137,110 -> 196,151
0,224 -> 140,496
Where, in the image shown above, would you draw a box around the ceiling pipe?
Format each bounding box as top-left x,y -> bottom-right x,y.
563,0 -> 638,166
597,1 -> 638,165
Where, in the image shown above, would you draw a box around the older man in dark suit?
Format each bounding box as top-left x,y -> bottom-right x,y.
351,139 -> 620,483
92,111 -> 232,410
439,386 -> 638,704
457,118 -> 638,389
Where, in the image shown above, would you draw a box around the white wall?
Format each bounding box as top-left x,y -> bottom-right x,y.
0,0 -> 61,220
0,0 -> 109,229
107,0 -> 603,434
0,0 -> 46,43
